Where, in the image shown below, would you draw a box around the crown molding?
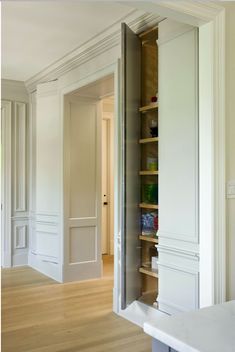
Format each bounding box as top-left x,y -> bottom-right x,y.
25,9 -> 164,93
124,1 -> 224,26
154,0 -> 223,22
2,79 -> 26,89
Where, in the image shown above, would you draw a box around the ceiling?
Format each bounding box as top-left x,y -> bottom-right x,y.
72,74 -> 114,99
2,1 -> 134,82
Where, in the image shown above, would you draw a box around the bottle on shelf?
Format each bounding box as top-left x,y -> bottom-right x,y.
149,119 -> 158,137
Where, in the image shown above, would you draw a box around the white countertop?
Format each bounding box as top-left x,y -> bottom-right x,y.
144,301 -> 235,352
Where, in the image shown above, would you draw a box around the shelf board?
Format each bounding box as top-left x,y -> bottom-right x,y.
139,103 -> 158,113
139,137 -> 158,144
139,267 -> 158,278
139,235 -> 158,244
139,170 -> 158,175
139,203 -> 158,210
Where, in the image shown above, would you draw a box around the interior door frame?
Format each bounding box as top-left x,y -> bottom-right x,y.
121,2 -> 226,310
61,62 -> 119,308
101,112 -> 113,255
101,117 -> 109,255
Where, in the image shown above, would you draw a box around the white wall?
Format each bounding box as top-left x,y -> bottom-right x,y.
2,79 -> 29,102
1,79 -> 29,266
224,2 -> 235,300
28,80 -> 62,281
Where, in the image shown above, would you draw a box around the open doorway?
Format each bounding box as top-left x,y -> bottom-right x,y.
101,96 -> 114,278
63,74 -> 115,282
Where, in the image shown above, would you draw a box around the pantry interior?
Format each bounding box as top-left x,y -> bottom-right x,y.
122,23 -> 160,309
138,26 -> 159,306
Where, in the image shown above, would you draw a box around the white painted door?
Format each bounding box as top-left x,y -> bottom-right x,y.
64,96 -> 102,282
157,19 -> 199,314
102,119 -> 109,254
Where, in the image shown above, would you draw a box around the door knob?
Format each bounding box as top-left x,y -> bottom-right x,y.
103,202 -> 108,205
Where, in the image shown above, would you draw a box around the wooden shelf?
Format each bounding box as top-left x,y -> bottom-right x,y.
139,267 -> 158,278
139,203 -> 158,210
139,103 -> 158,113
139,170 -> 158,176
139,137 -> 158,144
139,235 -> 158,244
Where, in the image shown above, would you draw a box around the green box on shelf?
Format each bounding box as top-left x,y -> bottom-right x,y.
142,184 -> 158,204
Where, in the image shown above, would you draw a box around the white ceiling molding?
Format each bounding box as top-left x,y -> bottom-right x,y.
25,10 -> 164,93
125,1 -> 223,26
2,79 -> 27,89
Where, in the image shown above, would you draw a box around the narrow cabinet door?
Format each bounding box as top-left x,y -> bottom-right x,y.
158,20 -> 199,314
121,23 -> 141,309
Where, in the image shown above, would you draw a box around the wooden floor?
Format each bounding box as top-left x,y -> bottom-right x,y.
2,256 -> 151,352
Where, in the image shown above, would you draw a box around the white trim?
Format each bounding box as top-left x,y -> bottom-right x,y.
28,91 -> 37,255
125,1 -> 223,26
113,59 -> 121,313
213,9 -> 226,304
199,22 -> 214,307
199,9 -> 226,307
157,245 -> 199,260
28,252 -> 61,282
1,101 -> 12,267
25,11 -> 164,92
2,79 -> 27,89
13,102 -> 27,213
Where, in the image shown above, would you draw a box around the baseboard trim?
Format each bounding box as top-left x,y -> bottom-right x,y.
28,253 -> 62,282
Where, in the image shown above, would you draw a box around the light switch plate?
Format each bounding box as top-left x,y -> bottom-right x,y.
227,181 -> 235,199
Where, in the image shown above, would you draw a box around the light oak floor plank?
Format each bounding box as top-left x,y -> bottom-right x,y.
2,256 -> 151,352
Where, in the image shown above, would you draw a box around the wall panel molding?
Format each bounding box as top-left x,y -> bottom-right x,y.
157,244 -> 199,260
1,101 -> 12,267
14,225 -> 27,249
157,264 -> 199,314
36,212 -> 59,225
11,214 -> 29,221
13,101 -> 27,213
31,212 -> 60,264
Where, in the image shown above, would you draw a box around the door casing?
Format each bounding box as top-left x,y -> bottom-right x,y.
61,64 -> 119,310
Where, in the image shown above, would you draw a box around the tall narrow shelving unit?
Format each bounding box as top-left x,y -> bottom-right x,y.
138,27 -> 159,306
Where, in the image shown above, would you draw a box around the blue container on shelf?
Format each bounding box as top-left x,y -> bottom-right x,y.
141,211 -> 158,235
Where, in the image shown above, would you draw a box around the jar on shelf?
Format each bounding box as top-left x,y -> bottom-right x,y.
142,183 -> 158,204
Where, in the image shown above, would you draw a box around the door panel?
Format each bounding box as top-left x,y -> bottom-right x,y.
64,96 -> 102,282
158,19 -> 199,314
121,23 -> 141,308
